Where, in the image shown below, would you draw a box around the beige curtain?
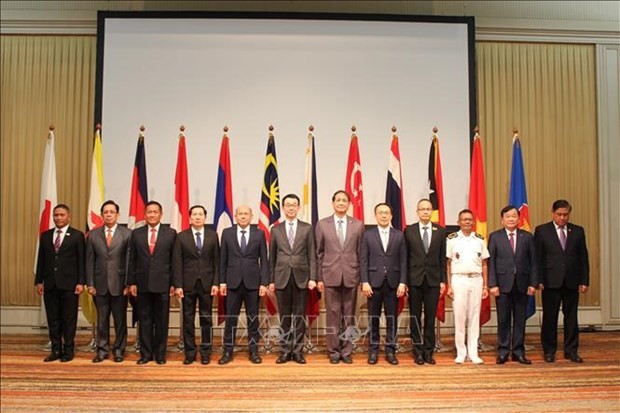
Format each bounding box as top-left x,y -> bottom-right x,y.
1,36 -> 96,305
477,42 -> 599,307
0,37 -> 599,309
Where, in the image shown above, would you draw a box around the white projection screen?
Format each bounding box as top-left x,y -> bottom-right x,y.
96,12 -> 476,226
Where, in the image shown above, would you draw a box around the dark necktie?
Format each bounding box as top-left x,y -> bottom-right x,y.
509,232 -> 515,253
559,226 -> 567,251
54,229 -> 62,252
196,232 -> 202,250
240,229 -> 247,254
422,226 -> 430,253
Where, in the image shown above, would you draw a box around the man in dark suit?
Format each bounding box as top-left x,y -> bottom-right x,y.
404,198 -> 446,365
316,190 -> 364,364
535,199 -> 589,363
127,201 -> 177,365
488,205 -> 538,365
360,203 -> 407,365
86,200 -> 132,363
268,194 -> 317,364
35,204 -> 85,362
218,205 -> 269,365
172,205 -> 220,365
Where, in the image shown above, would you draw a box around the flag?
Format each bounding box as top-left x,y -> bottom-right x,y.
258,130 -> 280,316
170,128 -> 190,232
468,131 -> 491,326
127,128 -> 148,327
385,131 -> 407,315
81,126 -> 106,326
302,129 -> 320,326
509,131 -> 535,319
128,129 -> 148,230
214,130 -> 234,325
429,131 -> 447,322
34,127 -> 58,326
345,130 -> 364,222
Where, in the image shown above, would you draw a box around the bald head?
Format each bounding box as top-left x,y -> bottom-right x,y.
235,205 -> 253,228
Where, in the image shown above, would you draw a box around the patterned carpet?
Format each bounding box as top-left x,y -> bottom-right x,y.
1,332 -> 619,412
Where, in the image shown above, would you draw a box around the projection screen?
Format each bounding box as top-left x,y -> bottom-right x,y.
96,12 -> 476,225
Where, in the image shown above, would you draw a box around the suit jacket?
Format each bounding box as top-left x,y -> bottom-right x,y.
85,225 -> 132,296
269,220 -> 316,289
404,223 -> 447,287
360,227 -> 407,289
488,228 -> 538,293
127,225 -> 177,293
315,215 -> 364,288
35,226 -> 86,290
172,227 -> 220,291
219,225 -> 269,289
534,221 -> 589,289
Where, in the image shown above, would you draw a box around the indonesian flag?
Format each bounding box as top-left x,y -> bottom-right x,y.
385,131 -> 407,315
87,127 -> 104,230
429,132 -> 447,322
34,127 -> 57,327
214,130 -> 234,325
345,130 -> 364,222
170,128 -> 190,232
128,129 -> 148,230
258,131 -> 280,315
303,129 -> 320,326
469,131 -> 491,326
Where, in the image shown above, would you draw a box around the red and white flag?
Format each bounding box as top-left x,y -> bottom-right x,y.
345,128 -> 364,221
170,127 -> 190,232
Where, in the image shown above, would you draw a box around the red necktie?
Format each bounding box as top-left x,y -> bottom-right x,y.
149,228 -> 157,254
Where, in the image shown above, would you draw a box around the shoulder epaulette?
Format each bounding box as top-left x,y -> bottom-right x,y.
475,232 -> 485,240
447,232 -> 458,239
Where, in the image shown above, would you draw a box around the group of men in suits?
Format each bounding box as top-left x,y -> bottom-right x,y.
35,196 -> 589,366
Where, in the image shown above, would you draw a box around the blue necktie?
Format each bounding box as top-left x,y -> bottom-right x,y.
196,232 -> 202,250
240,229 -> 247,254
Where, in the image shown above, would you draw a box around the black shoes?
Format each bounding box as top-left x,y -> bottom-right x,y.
60,353 -> 74,362
414,355 -> 425,365
340,355 -> 353,364
201,355 -> 211,365
43,353 -> 61,362
367,353 -> 378,365
512,355 -> 532,365
496,355 -> 508,364
544,353 -> 556,363
424,355 -> 436,365
386,353 -> 399,365
276,354 -> 291,364
156,359 -> 166,365
249,353 -> 262,364
114,355 -> 124,363
183,356 -> 195,365
218,352 -> 233,365
564,353 -> 584,363
292,354 -> 306,364
329,355 -> 340,364
137,358 -> 151,365
92,354 -> 106,363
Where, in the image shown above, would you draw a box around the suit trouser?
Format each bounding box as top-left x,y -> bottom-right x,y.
368,280 -> 398,354
182,279 -> 214,358
44,287 -> 79,355
409,279 -> 440,357
276,276 -> 307,356
223,283 -> 260,353
452,274 -> 482,360
541,285 -> 579,356
95,293 -> 128,357
325,284 -> 357,357
138,292 -> 170,361
496,282 -> 527,358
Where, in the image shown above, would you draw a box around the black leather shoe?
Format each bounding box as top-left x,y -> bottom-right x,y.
201,356 -> 210,365
276,354 -> 290,364
92,354 -> 106,363
544,353 -> 555,363
249,353 -> 262,364
496,355 -> 508,364
156,359 -> 166,365
183,357 -> 194,365
367,353 -> 378,365
424,355 -> 436,365
386,353 -> 399,365
414,356 -> 425,365
329,356 -> 340,364
44,353 -> 61,362
114,355 -> 124,363
293,354 -> 306,364
341,355 -> 353,364
512,355 -> 532,365
218,352 -> 233,365
137,358 -> 150,365
564,354 -> 583,363
60,354 -> 74,362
